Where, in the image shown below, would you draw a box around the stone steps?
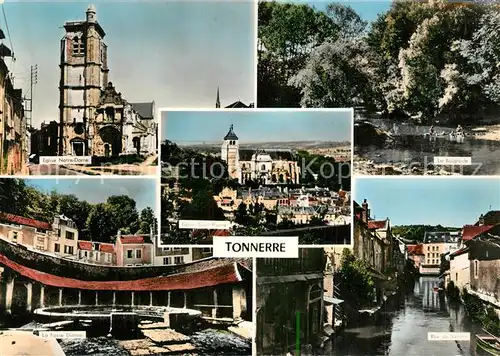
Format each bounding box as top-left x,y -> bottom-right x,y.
120,322 -> 196,355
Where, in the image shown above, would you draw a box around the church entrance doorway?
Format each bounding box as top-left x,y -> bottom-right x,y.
71,139 -> 85,156
99,126 -> 122,157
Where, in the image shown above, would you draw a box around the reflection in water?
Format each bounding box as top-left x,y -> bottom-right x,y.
355,119 -> 500,175
327,277 -> 488,356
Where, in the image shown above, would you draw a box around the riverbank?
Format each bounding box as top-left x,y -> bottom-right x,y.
353,155 -> 461,176
470,124 -> 500,141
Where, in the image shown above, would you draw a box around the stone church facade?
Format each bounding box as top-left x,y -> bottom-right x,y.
220,125 -> 300,185
58,5 -> 156,157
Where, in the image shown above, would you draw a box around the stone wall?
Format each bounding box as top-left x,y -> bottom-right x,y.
470,259 -> 500,299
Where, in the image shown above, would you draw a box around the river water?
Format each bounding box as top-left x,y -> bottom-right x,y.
355,118 -> 500,175
326,276 -> 490,356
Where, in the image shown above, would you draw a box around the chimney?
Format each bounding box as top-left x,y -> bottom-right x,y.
478,214 -> 484,226
361,199 -> 369,224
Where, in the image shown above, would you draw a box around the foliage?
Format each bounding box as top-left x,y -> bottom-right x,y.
297,150 -> 351,191
462,289 -> 500,336
0,178 -> 154,243
337,248 -> 375,308
391,224 -> 460,242
257,1 -> 340,107
290,38 -> 378,108
445,281 -> 460,302
259,1 -> 500,120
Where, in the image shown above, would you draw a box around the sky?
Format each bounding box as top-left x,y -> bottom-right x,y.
2,1 -> 255,129
354,178 -> 500,227
162,110 -> 352,143
25,178 -> 157,215
294,0 -> 392,23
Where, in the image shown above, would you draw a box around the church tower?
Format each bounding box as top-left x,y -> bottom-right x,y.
221,124 -> 240,182
216,87 -> 221,108
58,4 -> 109,156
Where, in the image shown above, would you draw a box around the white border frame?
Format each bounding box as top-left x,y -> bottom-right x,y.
156,107 -> 355,250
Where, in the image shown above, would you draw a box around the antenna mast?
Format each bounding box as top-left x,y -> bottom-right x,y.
24,64 -> 38,129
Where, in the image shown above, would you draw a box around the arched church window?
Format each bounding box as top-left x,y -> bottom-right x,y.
72,36 -> 85,56
261,164 -> 266,171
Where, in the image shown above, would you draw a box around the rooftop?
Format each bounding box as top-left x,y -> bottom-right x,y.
0,253 -> 246,291
0,212 -> 52,231
462,225 -> 495,241
367,220 -> 388,230
223,124 -> 238,141
130,102 -> 154,119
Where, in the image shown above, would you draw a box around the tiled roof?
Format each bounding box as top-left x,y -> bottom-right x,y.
78,241 -> 93,251
0,253 -> 243,291
223,125 -> 238,140
130,102 -> 154,119
225,100 -> 249,108
450,247 -> 469,257
407,244 -> 424,255
368,220 -> 387,230
0,212 -> 51,231
118,236 -> 146,244
484,210 -> 500,219
462,225 -> 494,241
99,243 -> 115,253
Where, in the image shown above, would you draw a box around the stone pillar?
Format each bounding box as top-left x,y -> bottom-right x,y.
183,292 -> 187,309
167,291 -> 171,307
149,292 -> 153,306
212,289 -> 218,318
5,277 -> 15,314
95,291 -> 98,306
78,291 -> 82,305
112,292 -> 116,306
40,285 -> 45,308
59,288 -> 63,306
131,292 -> 135,306
232,285 -> 246,320
25,283 -> 33,312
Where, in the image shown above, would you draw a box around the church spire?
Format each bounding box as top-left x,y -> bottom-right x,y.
216,86 -> 221,108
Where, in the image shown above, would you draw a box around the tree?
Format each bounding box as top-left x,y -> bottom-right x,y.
85,203 -> 117,243
138,207 -> 156,234
337,249 -> 375,308
0,178 -> 30,215
235,202 -> 249,226
326,3 -> 367,39
300,231 -> 322,244
180,190 -> 225,221
290,38 -> 378,108
57,194 -> 92,233
258,1 -> 339,107
456,8 -> 500,106
106,195 -> 140,234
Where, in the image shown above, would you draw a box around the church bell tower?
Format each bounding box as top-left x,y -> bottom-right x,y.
221,124 -> 240,182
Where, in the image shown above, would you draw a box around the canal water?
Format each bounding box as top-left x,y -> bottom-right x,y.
326,276 -> 490,356
355,118 -> 500,175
